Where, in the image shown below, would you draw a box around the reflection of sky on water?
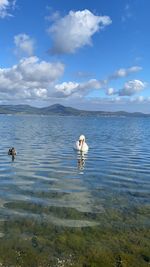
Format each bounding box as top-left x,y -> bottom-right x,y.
0,115 -> 150,227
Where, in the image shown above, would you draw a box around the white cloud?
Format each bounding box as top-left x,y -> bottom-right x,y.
48,9 -> 112,54
109,66 -> 142,80
0,55 -> 146,106
102,66 -> 142,94
107,87 -> 115,95
14,34 -> 35,56
119,79 -> 146,96
54,79 -> 102,98
0,56 -> 64,101
55,81 -> 79,97
106,79 -> 146,97
53,65 -> 144,99
103,66 -> 143,96
0,0 -> 16,18
80,79 -> 101,90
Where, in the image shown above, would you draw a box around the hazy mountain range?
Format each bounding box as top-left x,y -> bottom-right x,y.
0,104 -> 149,117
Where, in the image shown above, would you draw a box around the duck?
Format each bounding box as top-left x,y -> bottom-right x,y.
75,135 -> 89,152
8,147 -> 17,161
8,147 -> 17,156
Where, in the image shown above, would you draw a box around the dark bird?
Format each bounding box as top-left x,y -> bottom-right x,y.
8,147 -> 17,161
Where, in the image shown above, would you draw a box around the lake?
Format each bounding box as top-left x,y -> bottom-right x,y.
0,115 -> 149,267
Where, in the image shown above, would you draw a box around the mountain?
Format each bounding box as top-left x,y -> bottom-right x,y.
0,104 -> 149,117
39,104 -> 80,115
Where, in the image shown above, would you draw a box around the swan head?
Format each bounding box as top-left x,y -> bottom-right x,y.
79,135 -> 85,141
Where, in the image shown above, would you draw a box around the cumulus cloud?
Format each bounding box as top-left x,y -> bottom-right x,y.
48,9 -> 112,54
119,80 -> 146,96
54,79 -> 103,98
0,56 -> 64,101
53,65 -> 144,99
14,34 -> 35,57
106,80 -> 146,97
0,54 -> 145,105
101,66 -> 143,95
54,82 -> 79,97
0,0 -> 16,18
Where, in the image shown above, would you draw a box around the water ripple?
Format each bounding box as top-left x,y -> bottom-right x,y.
0,115 -> 150,227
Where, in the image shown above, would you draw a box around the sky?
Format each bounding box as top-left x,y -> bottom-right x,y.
0,0 -> 150,112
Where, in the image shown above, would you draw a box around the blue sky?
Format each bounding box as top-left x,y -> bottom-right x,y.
0,0 -> 150,112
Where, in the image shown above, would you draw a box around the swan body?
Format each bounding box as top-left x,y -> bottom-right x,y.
75,141 -> 89,152
75,135 -> 89,152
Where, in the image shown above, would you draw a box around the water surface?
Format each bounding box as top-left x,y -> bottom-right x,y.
0,115 -> 149,266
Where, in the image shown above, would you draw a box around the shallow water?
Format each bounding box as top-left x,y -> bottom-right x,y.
0,115 -> 149,266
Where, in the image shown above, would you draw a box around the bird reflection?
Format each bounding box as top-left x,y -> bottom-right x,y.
77,151 -> 87,171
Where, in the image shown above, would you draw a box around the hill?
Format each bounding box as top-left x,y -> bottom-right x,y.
0,104 -> 149,117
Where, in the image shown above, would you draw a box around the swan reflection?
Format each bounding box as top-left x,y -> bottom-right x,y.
77,151 -> 88,171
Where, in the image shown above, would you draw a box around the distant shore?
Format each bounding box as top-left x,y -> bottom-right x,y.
0,104 -> 149,117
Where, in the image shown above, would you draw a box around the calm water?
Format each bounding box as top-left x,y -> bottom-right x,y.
0,115 -> 150,224
0,115 -> 149,265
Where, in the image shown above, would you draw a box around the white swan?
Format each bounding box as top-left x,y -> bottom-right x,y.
75,135 -> 89,152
